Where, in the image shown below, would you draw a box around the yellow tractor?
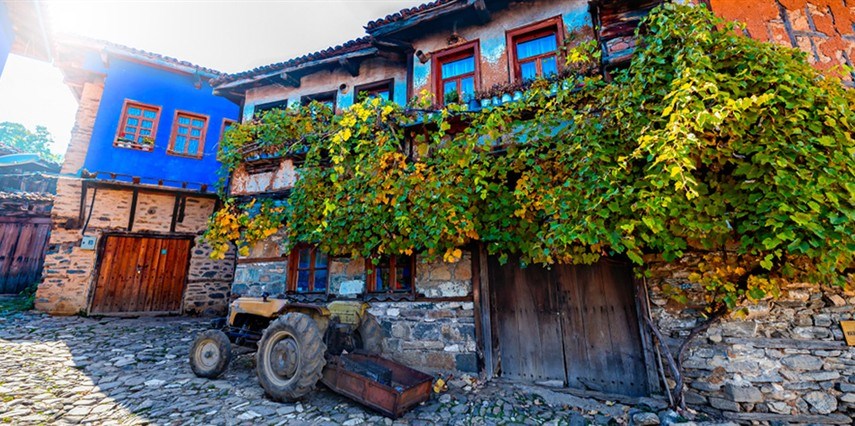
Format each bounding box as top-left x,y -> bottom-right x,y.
189,295 -> 383,401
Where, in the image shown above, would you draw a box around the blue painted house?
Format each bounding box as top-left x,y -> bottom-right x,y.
37,36 -> 239,316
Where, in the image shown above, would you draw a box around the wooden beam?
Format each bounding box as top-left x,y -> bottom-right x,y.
127,188 -> 139,232
338,57 -> 359,77
478,243 -> 495,379
279,72 -> 301,88
473,0 -> 491,23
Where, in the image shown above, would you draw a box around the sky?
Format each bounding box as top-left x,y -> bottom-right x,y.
0,0 -> 425,156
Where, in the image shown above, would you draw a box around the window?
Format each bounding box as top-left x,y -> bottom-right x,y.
115,100 -> 161,151
168,111 -> 208,158
433,41 -> 480,105
253,100 -> 288,118
366,255 -> 414,293
220,118 -> 237,141
288,245 -> 329,293
301,91 -> 337,110
354,79 -> 394,103
508,17 -> 564,82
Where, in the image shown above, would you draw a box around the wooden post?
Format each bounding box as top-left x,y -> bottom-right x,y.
478,243 -> 495,379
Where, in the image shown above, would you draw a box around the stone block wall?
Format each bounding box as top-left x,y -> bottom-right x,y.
647,257 -> 855,420
232,250 -> 478,373
183,237 -> 236,316
709,0 -> 855,85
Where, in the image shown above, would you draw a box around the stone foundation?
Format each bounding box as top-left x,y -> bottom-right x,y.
232,250 -> 478,374
648,257 -> 855,420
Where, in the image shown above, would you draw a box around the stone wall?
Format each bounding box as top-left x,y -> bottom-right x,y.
183,237 -> 236,316
709,0 -> 855,85
647,257 -> 855,421
232,250 -> 478,373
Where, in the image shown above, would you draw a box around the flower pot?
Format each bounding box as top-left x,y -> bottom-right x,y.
480,98 -> 492,108
468,98 -> 481,111
492,96 -> 501,106
512,91 -> 523,101
501,93 -> 512,104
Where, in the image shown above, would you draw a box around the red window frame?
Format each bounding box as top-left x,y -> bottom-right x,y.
432,40 -> 481,106
287,245 -> 329,293
365,255 -> 415,293
168,110 -> 209,159
507,16 -> 565,82
114,99 -> 161,151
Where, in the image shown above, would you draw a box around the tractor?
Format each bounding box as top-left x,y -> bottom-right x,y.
189,295 -> 383,401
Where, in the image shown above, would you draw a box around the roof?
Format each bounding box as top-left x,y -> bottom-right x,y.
57,35 -> 226,78
365,0 -> 459,30
0,141 -> 20,156
211,36 -> 375,88
4,0 -> 53,62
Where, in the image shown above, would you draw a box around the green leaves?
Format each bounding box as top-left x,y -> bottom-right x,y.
209,4 -> 853,316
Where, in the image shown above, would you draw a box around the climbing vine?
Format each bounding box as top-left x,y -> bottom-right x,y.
208,3 -> 853,308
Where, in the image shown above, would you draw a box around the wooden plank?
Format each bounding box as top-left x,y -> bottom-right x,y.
169,239 -> 191,311
555,264 -> 589,390
600,261 -> 647,395
141,237 -> 162,312
146,238 -> 166,312
0,224 -> 17,293
477,244 -> 495,379
126,237 -> 150,312
91,236 -> 119,313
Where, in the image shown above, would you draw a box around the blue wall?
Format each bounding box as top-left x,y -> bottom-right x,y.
0,2 -> 12,77
82,56 -> 239,188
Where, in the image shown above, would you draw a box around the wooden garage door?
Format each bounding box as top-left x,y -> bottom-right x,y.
90,236 -> 192,314
0,218 -> 52,295
490,256 -> 649,396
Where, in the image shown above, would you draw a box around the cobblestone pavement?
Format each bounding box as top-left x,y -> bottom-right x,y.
0,309 -> 729,425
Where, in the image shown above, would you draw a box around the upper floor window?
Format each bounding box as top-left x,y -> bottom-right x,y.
288,245 -> 329,293
433,41 -> 480,105
355,79 -> 394,103
301,91 -> 337,111
253,100 -> 288,118
508,17 -> 564,82
366,255 -> 414,293
169,111 -> 208,158
115,100 -> 160,151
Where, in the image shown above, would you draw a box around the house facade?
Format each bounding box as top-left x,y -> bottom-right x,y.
35,37 -> 239,316
0,0 -> 52,77
212,0 -> 855,421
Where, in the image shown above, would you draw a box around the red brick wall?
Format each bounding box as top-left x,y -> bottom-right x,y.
709,0 -> 855,83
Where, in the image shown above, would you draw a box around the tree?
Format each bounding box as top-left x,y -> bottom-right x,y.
0,122 -> 62,163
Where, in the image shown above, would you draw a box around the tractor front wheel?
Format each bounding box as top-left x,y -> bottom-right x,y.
256,313 -> 326,401
189,330 -> 232,379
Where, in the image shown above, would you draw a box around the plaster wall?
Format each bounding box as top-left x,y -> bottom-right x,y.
409,0 -> 594,97
81,57 -> 239,186
242,56 -> 408,121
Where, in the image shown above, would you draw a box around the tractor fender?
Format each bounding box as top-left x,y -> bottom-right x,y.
277,303 -> 331,334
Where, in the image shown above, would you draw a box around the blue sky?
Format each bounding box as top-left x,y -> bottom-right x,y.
0,0 -> 423,156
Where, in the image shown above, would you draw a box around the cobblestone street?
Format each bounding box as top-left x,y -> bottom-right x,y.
0,308 -> 730,425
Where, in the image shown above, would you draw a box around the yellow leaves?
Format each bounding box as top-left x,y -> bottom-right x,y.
340,128 -> 352,142
238,246 -> 250,257
443,248 -> 463,263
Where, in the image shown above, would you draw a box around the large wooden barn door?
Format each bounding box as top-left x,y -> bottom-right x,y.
0,217 -> 52,295
489,257 -> 649,396
90,235 -> 192,314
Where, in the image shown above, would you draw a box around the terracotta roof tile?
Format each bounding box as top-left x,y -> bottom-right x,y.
364,0 -> 459,30
211,37 -> 374,86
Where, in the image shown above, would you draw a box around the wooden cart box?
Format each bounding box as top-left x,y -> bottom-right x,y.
321,353 -> 434,419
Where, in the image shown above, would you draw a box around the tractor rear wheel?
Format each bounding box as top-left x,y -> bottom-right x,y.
189,330 -> 231,379
256,313 -> 326,401
355,312 -> 383,354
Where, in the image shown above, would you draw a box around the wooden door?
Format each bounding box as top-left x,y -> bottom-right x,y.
0,218 -> 52,295
556,260 -> 648,396
489,256 -> 649,396
90,235 -> 192,314
491,257 -> 566,382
